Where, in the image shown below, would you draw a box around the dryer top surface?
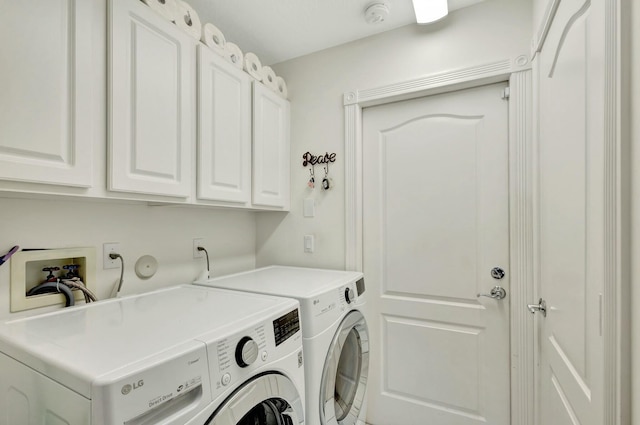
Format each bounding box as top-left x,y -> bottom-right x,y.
195,266 -> 363,299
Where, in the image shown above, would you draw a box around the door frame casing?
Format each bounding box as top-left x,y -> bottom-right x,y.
343,37 -> 621,424
344,57 -> 535,424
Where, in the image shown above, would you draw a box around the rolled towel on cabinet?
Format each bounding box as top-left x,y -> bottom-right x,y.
275,76 -> 288,98
140,0 -> 178,22
225,42 -> 244,69
261,65 -> 279,91
201,22 -> 226,55
243,52 -> 263,81
175,0 -> 202,40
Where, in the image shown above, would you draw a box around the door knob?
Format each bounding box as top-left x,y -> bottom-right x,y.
477,286 -> 507,300
527,298 -> 547,317
490,267 -> 505,280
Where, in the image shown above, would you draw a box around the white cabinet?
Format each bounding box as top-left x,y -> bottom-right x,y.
1,0 -> 291,209
197,50 -> 290,210
197,46 -> 252,204
0,0 -> 93,187
252,83 -> 291,210
108,0 -> 194,198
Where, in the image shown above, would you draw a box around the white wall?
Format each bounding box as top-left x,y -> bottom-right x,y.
0,197 -> 256,320
258,0 -> 532,269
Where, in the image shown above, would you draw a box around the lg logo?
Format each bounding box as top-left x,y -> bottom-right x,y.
121,380 -> 144,395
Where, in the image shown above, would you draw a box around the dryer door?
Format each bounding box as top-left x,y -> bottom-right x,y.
320,310 -> 370,425
206,373 -> 303,425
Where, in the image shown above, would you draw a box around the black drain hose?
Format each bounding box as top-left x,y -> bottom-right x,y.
27,282 -> 75,307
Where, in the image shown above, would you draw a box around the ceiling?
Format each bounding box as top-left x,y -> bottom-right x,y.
187,0 -> 485,65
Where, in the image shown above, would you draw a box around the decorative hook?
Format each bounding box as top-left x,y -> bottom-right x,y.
308,164 -> 315,189
322,163 -> 330,190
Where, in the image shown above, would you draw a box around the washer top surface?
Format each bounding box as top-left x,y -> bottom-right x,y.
0,284 -> 297,397
195,265 -> 363,299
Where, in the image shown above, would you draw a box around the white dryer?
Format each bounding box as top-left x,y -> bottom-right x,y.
194,266 -> 369,425
0,284 -> 305,425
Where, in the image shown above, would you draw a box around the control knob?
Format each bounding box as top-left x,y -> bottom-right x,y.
235,337 -> 259,368
345,287 -> 355,304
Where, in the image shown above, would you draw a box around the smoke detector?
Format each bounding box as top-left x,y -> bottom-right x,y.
364,3 -> 390,24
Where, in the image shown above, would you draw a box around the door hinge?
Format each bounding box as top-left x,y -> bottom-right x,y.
501,87 -> 511,100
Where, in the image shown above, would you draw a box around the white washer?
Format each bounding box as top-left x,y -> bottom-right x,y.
0,284 -> 305,425
195,266 -> 369,425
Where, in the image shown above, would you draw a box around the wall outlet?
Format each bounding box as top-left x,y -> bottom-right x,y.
103,243 -> 120,269
193,238 -> 205,259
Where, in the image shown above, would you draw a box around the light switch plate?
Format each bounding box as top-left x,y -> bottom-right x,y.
303,198 -> 315,217
304,235 -> 314,253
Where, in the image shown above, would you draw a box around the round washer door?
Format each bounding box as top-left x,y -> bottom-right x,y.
206,373 -> 303,425
319,310 -> 370,425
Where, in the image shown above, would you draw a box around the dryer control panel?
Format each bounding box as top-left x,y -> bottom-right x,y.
300,278 -> 366,338
356,277 -> 366,296
337,280 -> 365,309
344,278 -> 365,304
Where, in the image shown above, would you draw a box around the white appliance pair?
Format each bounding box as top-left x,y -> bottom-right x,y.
0,284 -> 305,425
195,266 -> 370,425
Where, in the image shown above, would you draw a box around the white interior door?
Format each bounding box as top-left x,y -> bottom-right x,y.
535,0 -> 605,423
362,83 -> 510,425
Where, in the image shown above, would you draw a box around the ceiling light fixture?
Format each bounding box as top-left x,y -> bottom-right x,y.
412,0 -> 448,24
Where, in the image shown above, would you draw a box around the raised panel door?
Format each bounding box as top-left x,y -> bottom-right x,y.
252,83 -> 290,209
0,0 -> 93,187
197,45 -> 251,204
363,83 -> 510,425
109,0 -> 194,198
535,0 -> 605,423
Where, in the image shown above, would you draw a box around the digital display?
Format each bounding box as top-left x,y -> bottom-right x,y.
273,309 -> 300,346
356,278 -> 365,296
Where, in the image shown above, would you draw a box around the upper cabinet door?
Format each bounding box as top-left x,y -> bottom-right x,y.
197,46 -> 251,204
0,0 -> 93,187
108,0 -> 194,198
252,83 -> 290,210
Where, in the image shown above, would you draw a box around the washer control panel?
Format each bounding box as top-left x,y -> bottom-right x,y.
235,337 -> 259,367
273,308 -> 300,346
211,306 -> 302,395
216,326 -> 266,375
